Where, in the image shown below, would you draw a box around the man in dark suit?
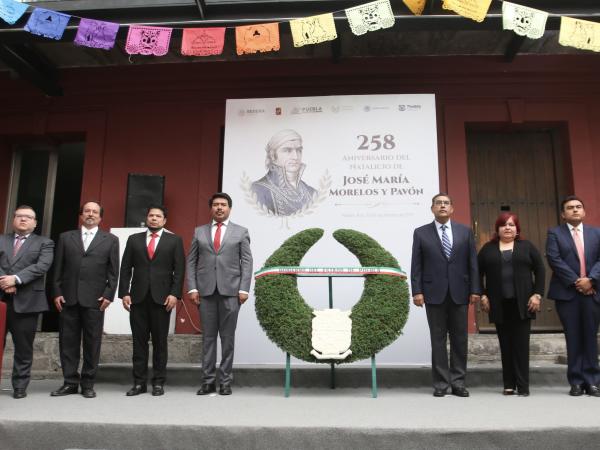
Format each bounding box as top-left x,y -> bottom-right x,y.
0,205 -> 54,399
187,193 -> 253,396
119,205 -> 185,396
50,201 -> 119,398
411,193 -> 480,397
546,195 -> 600,397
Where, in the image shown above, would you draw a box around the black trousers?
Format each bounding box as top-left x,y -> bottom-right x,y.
494,298 -> 531,391
3,298 -> 39,390
425,294 -> 468,390
555,294 -> 600,387
130,294 -> 171,386
59,303 -> 104,388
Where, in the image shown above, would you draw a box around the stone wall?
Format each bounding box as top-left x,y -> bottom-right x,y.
2,333 -> 202,379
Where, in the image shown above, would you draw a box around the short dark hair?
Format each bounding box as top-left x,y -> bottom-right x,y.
146,205 -> 167,218
209,192 -> 232,208
14,205 -> 36,217
431,193 -> 453,206
79,201 -> 104,218
560,195 -> 585,211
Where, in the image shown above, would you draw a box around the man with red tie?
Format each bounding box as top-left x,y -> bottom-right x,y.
546,195 -> 600,397
119,205 -> 185,396
186,193 -> 253,396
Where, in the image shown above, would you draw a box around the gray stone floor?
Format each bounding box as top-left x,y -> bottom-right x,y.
2,378 -> 600,450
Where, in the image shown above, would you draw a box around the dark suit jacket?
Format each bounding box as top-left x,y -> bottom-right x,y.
546,223 -> 600,303
118,230 -> 185,304
52,229 -> 119,308
0,233 -> 54,313
478,239 -> 545,322
411,221 -> 480,305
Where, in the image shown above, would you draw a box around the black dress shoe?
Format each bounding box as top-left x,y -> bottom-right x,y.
51,384 -> 79,397
569,385 -> 584,396
517,389 -> 530,397
585,385 -> 600,397
451,386 -> 470,397
126,384 -> 147,396
197,384 -> 216,395
13,388 -> 27,399
219,384 -> 232,395
81,387 -> 96,398
433,388 -> 447,397
152,385 -> 165,396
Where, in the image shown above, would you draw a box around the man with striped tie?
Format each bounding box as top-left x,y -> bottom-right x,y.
411,193 -> 480,397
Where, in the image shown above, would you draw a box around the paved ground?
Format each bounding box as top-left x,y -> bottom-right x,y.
2,379 -> 600,450
1,379 -> 599,430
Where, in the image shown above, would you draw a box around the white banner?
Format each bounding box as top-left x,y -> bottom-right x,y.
223,94 -> 439,365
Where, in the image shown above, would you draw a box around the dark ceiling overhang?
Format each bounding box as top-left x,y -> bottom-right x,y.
0,0 -> 598,96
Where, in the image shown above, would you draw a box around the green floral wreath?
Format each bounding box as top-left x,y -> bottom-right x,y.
254,228 -> 410,363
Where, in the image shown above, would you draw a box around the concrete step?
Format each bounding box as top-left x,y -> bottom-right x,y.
2,332 -> 571,383
2,380 -> 600,450
94,361 -> 568,388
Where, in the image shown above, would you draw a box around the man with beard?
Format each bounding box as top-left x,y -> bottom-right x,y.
119,205 -> 185,396
51,201 -> 119,398
251,129 -> 317,216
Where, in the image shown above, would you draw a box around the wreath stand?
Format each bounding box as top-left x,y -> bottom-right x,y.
283,272 -> 378,399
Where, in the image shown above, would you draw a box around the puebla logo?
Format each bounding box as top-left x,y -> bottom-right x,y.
254,228 -> 410,363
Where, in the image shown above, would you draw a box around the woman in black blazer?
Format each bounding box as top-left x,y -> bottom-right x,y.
478,212 -> 545,396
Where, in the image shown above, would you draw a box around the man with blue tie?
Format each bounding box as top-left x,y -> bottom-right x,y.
546,195 -> 600,397
411,193 -> 480,397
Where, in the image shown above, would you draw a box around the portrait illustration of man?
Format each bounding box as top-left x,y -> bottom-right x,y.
251,129 -> 317,216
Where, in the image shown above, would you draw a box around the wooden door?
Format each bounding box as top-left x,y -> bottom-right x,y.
467,129 -> 567,332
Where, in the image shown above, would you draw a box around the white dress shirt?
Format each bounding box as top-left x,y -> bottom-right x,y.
81,226 -> 98,251
567,223 -> 585,249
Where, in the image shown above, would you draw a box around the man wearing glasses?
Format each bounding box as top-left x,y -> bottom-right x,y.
411,193 -> 480,397
0,205 -> 54,399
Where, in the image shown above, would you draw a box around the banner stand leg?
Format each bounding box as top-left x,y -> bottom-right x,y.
330,362 -> 335,389
371,355 -> 377,398
285,352 -> 291,397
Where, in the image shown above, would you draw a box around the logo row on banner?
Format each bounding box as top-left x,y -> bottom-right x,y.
0,0 -> 599,55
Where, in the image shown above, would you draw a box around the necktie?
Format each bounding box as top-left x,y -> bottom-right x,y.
441,225 -> 452,259
147,233 -> 158,259
214,222 -> 223,252
82,231 -> 92,251
573,227 -> 586,277
13,235 -> 25,257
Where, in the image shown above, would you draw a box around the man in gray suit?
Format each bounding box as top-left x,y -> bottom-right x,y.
187,192 -> 253,396
51,201 -> 119,398
0,205 -> 54,399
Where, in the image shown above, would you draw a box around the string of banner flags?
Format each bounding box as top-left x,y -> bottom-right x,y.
0,0 -> 599,57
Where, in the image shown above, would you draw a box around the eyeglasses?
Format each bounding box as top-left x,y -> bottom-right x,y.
433,200 -> 451,206
14,214 -> 36,220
